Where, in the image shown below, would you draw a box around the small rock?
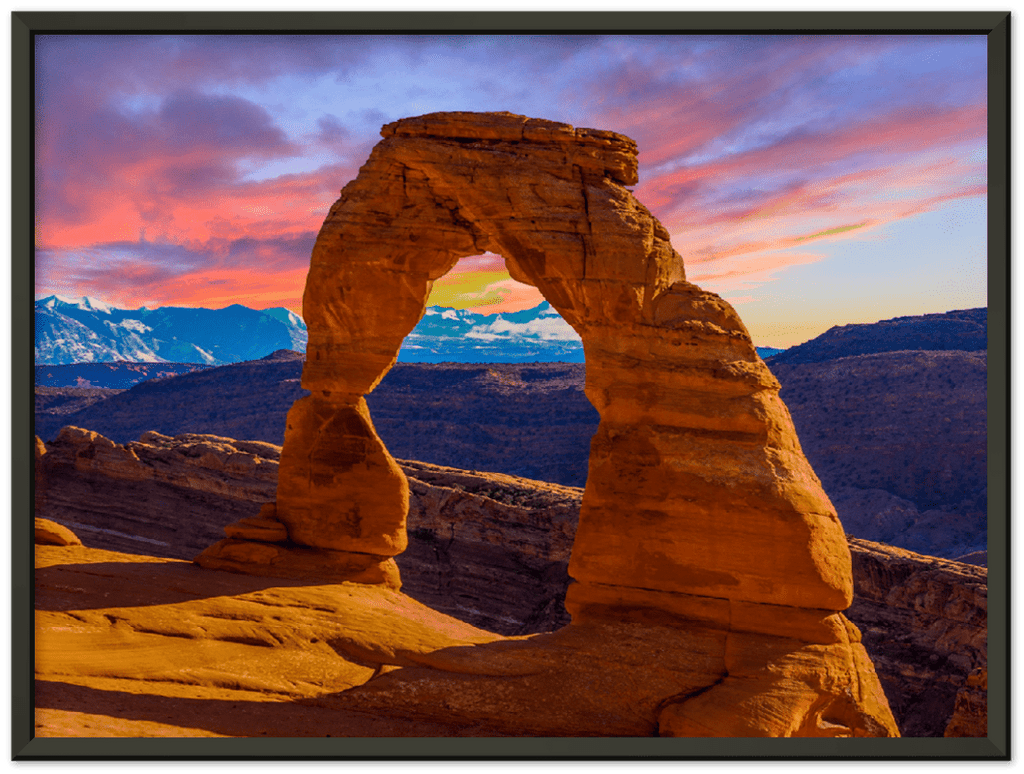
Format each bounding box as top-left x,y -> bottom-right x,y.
35,518 -> 81,546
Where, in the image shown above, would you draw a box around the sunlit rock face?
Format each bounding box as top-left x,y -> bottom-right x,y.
196,111 -> 898,737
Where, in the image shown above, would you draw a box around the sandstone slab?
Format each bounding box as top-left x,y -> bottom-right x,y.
36,543 -> 894,738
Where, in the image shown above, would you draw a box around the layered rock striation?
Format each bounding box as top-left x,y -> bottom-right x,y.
847,538 -> 987,737
185,111 -> 896,737
37,427 -> 279,558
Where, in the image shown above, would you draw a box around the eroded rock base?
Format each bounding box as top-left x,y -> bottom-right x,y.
195,539 -> 401,590
195,503 -> 401,589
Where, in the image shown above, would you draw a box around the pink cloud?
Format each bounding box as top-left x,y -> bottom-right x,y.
34,35 -> 987,317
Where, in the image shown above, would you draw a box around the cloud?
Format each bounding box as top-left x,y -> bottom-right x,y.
465,314 -> 581,343
34,34 -> 987,318
36,232 -> 317,313
36,86 -> 312,250
313,114 -> 350,146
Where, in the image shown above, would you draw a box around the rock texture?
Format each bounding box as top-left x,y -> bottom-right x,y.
37,537 -> 886,738
944,668 -> 988,737
847,538 -> 987,737
399,460 -> 579,634
34,518 -> 81,547
36,427 -> 279,557
188,111 -> 896,737
34,541 -> 510,738
37,428 -> 983,735
36,428 -> 578,634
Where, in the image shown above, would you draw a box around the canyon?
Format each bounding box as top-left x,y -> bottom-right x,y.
35,321 -> 988,562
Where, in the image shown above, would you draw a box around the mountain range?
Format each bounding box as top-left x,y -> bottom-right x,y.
35,296 -> 783,367
35,295 -> 307,366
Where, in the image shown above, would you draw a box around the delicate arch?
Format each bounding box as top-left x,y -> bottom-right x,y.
191,112 -> 900,738
258,111 -> 853,617
197,112 -> 847,622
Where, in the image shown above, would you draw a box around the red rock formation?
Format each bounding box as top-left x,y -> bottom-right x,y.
34,518 -> 81,547
189,111 -> 895,737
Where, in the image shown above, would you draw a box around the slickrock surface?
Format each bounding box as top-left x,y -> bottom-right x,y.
35,542 -> 509,738
36,429 -> 984,735
37,538 -> 886,738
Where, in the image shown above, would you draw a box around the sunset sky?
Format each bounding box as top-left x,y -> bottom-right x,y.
34,34 -> 988,347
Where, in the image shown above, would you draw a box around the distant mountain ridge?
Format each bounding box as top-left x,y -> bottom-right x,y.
766,308 -> 986,366
400,301 -> 584,363
35,296 -> 784,366
36,361 -> 214,389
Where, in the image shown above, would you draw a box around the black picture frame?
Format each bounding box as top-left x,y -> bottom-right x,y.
6,4 -> 1015,769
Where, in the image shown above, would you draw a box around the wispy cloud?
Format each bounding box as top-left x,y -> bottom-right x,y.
35,34 -> 987,328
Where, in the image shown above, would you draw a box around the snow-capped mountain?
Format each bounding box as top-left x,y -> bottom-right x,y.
398,301 -> 784,363
35,296 -> 308,365
35,296 -> 783,366
398,301 -> 585,363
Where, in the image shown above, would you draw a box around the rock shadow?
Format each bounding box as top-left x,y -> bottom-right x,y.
34,679 -> 507,738
34,560 -> 319,612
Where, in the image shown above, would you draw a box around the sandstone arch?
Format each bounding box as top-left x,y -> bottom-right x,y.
196,112 -> 898,737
